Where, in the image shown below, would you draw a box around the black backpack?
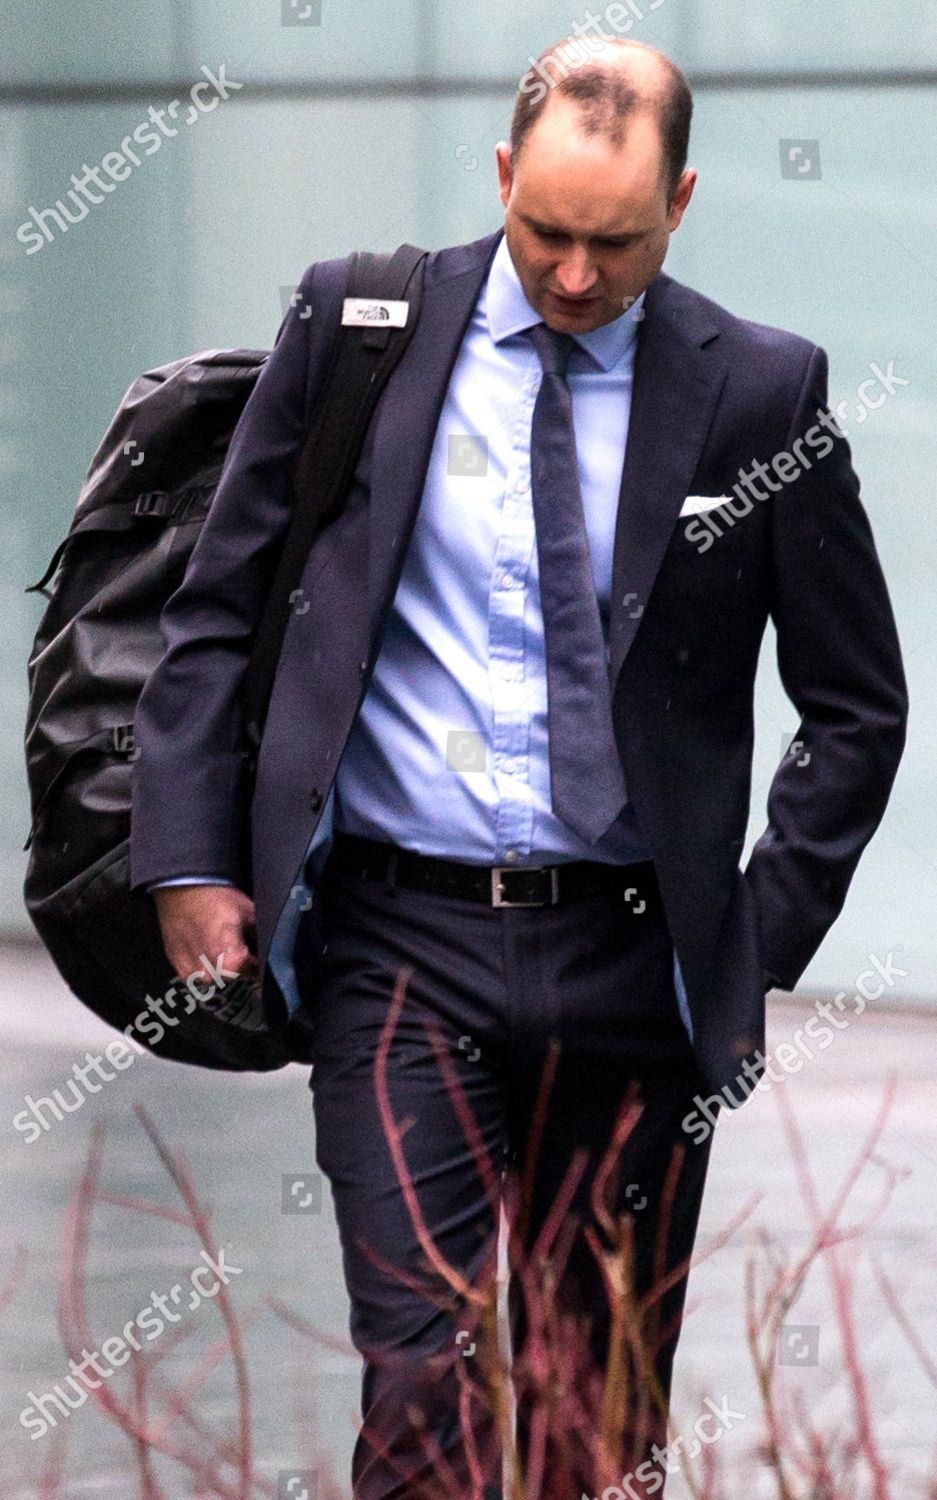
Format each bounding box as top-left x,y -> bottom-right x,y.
22,243 -> 428,1073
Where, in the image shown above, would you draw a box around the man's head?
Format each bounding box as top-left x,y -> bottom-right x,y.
496,38 -> 696,333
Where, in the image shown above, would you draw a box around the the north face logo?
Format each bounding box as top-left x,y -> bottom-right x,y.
342,296 -> 410,329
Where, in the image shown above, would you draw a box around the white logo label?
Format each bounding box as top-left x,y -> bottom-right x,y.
341,297 -> 409,328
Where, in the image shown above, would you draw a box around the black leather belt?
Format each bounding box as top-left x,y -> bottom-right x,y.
323,831 -> 662,911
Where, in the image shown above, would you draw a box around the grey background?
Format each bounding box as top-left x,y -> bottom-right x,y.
2,8 -> 936,1496
2,0 -> 934,1002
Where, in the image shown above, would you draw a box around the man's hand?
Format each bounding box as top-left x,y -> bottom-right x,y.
152,884 -> 258,990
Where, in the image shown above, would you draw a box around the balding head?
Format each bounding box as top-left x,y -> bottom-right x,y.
510,37 -> 692,201
495,38 -> 697,333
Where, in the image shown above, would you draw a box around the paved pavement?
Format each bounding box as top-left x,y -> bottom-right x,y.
1,943 -> 935,1497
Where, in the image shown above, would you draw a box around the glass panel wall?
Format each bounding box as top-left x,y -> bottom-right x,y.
2,0 -> 934,995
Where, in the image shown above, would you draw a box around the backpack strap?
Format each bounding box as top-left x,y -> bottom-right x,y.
240,241 -> 428,745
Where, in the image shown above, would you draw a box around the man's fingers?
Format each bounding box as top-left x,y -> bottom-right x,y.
213,940 -> 256,981
152,886 -> 258,992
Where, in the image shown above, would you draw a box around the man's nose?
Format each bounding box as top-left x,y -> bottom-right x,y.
555,248 -> 598,296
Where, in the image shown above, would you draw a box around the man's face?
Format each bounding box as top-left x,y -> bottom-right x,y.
496,95 -> 695,334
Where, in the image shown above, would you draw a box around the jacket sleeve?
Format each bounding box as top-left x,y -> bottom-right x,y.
744,344 -> 909,990
129,259 -> 344,891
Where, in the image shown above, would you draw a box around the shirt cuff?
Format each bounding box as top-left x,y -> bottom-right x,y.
147,876 -> 235,891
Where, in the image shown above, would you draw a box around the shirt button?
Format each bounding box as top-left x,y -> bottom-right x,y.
504,849 -> 518,862
309,787 -> 323,811
501,573 -> 514,589
503,758 -> 517,773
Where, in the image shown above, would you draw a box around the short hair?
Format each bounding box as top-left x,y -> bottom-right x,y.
510,41 -> 693,201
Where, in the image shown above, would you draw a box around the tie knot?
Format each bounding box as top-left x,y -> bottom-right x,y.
526,321 -> 577,379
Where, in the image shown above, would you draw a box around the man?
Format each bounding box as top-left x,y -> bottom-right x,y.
130,36 -> 908,1500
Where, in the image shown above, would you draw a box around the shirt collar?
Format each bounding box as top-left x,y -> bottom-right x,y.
484,230 -> 646,372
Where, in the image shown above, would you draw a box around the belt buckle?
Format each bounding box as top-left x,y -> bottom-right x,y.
490,865 -> 560,907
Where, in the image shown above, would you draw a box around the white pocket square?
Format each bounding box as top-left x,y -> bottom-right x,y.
678,493 -> 735,517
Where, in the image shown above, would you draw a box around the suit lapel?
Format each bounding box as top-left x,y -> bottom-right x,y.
609,273 -> 727,690
368,229 -> 504,634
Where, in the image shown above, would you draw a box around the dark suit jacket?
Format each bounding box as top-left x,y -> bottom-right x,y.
129,226 -> 908,1098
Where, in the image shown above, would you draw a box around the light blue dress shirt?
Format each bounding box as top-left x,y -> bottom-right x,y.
154,235 -> 694,1040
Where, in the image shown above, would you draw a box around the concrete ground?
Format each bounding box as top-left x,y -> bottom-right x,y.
1,942 -> 935,1498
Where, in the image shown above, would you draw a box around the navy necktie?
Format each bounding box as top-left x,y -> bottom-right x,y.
525,321 -> 628,843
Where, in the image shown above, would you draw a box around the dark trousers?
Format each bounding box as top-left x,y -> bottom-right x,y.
299,852 -> 717,1500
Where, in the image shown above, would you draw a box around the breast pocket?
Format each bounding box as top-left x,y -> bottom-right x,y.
674,494 -> 757,556
655,493 -> 766,622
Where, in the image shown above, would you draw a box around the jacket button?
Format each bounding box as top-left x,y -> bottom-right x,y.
309,787 -> 323,811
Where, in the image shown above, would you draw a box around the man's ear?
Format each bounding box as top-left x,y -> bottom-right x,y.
667,167 -> 697,231
495,142 -> 514,209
